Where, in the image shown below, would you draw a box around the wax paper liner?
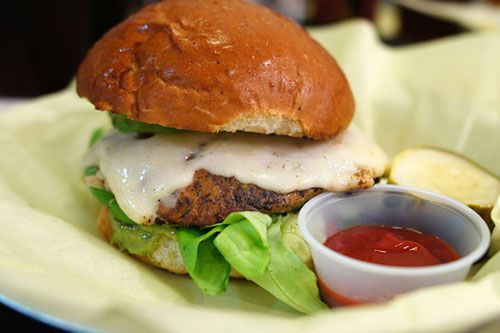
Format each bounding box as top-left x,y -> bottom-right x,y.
1,20 -> 500,332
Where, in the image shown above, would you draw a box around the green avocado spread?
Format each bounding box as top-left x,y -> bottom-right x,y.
109,215 -> 178,261
84,164 -> 178,263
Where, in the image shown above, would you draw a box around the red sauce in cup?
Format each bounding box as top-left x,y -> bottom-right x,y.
319,225 -> 460,307
317,277 -> 363,307
324,225 -> 460,267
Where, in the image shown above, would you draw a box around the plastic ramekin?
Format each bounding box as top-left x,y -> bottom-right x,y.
298,184 -> 491,306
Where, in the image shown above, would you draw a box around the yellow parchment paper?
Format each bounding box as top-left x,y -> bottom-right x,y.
1,20 -> 500,332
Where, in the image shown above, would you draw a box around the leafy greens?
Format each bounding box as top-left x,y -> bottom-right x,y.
178,212 -> 328,314
85,163 -> 327,314
110,114 -> 184,134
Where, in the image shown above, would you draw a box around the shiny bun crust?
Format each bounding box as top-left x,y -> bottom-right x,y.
77,0 -> 354,140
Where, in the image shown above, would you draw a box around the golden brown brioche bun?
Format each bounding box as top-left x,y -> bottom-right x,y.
77,0 -> 354,140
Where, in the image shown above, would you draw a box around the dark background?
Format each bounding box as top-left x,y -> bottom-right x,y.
0,0 -> 477,331
0,0 -> 144,97
0,0 -> 469,98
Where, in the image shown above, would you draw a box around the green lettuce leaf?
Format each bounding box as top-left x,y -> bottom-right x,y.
110,114 -> 184,134
83,165 -> 99,176
178,226 -> 231,295
177,212 -> 273,295
214,215 -> 271,280
88,186 -> 136,224
250,216 -> 328,314
88,186 -> 114,206
280,213 -> 314,270
177,211 -> 327,314
88,127 -> 105,147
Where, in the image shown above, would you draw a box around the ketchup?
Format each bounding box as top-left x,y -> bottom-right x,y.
324,225 -> 460,267
318,225 -> 460,307
317,277 -> 362,307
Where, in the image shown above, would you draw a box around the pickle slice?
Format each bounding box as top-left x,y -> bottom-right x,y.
492,195 -> 500,229
488,196 -> 500,256
389,147 -> 500,230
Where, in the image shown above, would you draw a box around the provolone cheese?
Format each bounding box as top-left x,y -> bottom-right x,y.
86,126 -> 388,224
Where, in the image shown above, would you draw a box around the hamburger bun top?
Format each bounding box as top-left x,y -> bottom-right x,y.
77,0 -> 354,140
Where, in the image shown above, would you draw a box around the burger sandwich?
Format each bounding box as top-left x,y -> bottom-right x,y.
78,0 -> 388,314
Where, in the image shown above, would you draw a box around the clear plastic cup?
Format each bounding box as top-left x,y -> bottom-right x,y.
298,184 -> 490,306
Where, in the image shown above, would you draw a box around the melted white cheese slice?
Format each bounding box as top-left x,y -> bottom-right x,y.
86,126 -> 388,225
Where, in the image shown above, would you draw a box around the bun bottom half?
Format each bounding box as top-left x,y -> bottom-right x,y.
97,207 -> 244,277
